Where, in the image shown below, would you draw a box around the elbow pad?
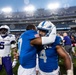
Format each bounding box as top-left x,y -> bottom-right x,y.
42,27 -> 56,45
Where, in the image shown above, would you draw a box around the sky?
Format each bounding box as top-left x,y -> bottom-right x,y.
0,0 -> 76,12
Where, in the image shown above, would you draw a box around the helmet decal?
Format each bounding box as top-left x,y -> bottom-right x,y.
37,21 -> 56,36
41,21 -> 46,27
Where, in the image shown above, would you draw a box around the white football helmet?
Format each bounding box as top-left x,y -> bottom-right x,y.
37,21 -> 56,36
0,25 -> 10,36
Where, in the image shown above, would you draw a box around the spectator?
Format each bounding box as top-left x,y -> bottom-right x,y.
71,35 -> 76,56
63,32 -> 72,58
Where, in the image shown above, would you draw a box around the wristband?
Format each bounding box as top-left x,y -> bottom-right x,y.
67,70 -> 73,75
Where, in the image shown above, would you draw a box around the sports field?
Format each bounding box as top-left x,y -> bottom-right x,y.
0,58 -> 76,75
0,48 -> 76,75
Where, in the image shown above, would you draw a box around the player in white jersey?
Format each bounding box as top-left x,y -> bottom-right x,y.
0,25 -> 17,75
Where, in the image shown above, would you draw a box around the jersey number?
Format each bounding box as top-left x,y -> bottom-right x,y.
40,50 -> 47,63
18,38 -> 22,55
0,42 -> 4,49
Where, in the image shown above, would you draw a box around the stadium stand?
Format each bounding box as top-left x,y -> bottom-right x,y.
0,6 -> 76,37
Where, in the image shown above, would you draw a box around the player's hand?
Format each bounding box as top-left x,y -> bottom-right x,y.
13,52 -> 19,60
12,59 -> 17,68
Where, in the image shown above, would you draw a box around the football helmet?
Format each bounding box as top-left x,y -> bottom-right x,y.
37,21 -> 56,36
0,25 -> 10,36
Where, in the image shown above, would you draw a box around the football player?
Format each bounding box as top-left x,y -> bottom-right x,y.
17,21 -> 56,75
36,21 -> 73,75
0,25 -> 17,75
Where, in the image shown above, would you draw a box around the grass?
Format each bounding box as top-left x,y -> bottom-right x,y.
0,47 -> 76,75
59,57 -> 76,75
0,58 -> 76,75
0,62 -> 19,75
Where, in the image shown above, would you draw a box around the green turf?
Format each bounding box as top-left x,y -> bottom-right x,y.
0,47 -> 76,75
59,57 -> 76,75
0,58 -> 76,75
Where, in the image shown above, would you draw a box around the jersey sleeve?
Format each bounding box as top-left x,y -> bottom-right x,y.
9,34 -> 17,48
28,31 -> 39,40
54,36 -> 61,46
10,34 -> 16,42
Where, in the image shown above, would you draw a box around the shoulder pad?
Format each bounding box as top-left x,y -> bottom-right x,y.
8,34 -> 15,37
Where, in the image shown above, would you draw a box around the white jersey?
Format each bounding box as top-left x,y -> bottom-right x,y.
0,34 -> 16,57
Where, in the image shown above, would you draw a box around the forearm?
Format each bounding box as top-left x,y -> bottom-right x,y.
56,45 -> 74,75
31,27 -> 56,45
12,47 -> 18,68
30,31 -> 56,45
31,35 -> 56,45
12,47 -> 17,55
63,55 -> 71,70
63,55 -> 74,75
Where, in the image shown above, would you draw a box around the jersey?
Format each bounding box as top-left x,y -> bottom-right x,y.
38,36 -> 61,72
0,34 -> 16,57
18,30 -> 38,68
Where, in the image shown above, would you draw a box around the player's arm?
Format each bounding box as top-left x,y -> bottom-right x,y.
30,37 -> 42,45
11,41 -> 17,54
63,39 -> 65,43
11,40 -> 18,68
10,34 -> 17,55
31,26 -> 56,45
56,45 -> 73,75
30,35 -> 56,45
31,28 -> 56,45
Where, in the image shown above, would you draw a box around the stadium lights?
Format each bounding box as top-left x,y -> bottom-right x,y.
1,7 -> 12,13
24,5 -> 36,12
47,3 -> 60,10
64,4 -> 69,9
